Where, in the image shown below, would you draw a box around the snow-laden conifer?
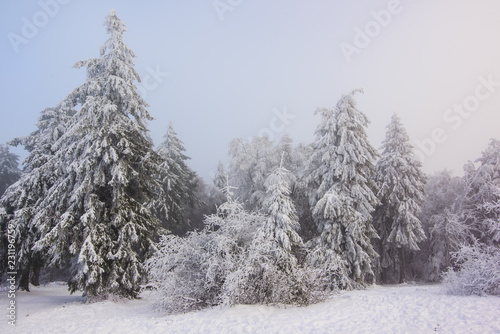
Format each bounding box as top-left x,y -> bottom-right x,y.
155,122 -> 198,233
415,170 -> 468,281
373,114 -> 426,283
220,156 -> 317,305
33,11 -> 162,298
0,105 -> 74,289
442,139 -> 500,295
461,139 -> 500,246
213,161 -> 227,191
260,156 -> 303,254
307,89 -> 379,287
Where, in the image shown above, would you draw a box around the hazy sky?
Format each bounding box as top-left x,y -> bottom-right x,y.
1,0 -> 500,180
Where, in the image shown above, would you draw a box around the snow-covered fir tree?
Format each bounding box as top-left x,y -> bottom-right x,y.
260,156 -> 303,255
205,161 -> 228,212
225,159 -> 301,299
442,139 -> 500,296
155,122 -> 198,234
414,170 -> 468,282
213,161 -> 227,191
33,11 -> 162,298
221,157 -> 327,305
307,89 -> 379,287
461,139 -> 500,246
0,105 -> 75,289
373,114 -> 427,283
0,144 -> 21,196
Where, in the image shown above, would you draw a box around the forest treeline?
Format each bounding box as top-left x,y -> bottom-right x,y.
1,11 -> 498,310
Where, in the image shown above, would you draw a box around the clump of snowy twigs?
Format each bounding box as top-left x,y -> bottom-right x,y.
220,236 -> 331,307
442,243 -> 500,296
145,200 -> 256,313
146,193 -> 332,313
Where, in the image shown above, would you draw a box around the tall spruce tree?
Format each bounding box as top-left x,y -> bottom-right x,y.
415,170 -> 467,281
373,114 -> 426,283
213,161 -> 227,191
222,159 -> 326,305
0,105 -> 75,290
155,122 -> 198,234
307,89 -> 379,286
259,156 -> 303,256
461,139 -> 500,246
33,11 -> 162,298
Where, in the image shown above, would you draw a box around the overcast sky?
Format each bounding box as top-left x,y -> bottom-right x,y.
1,0 -> 500,180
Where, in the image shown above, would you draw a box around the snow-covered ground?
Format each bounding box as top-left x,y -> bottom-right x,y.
1,282 -> 499,333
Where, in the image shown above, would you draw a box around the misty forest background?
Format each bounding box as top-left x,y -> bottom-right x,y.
0,11 -> 499,312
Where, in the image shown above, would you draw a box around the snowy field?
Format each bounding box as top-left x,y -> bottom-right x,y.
1,282 -> 499,333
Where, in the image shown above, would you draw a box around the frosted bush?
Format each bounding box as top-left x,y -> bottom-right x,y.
443,243 -> 500,296
145,200 -> 264,313
146,191 -> 332,313
220,237 -> 331,307
306,245 -> 352,290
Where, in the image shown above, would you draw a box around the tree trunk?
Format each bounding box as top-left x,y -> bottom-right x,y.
31,261 -> 42,286
399,247 -> 406,284
18,269 -> 30,292
381,265 -> 387,284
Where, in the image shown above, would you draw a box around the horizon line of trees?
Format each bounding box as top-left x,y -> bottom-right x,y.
0,11 -> 498,307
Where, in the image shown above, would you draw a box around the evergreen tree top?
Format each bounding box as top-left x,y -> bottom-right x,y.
380,113 -> 415,158
68,10 -> 150,128
311,88 -> 377,187
334,88 -> 369,128
376,113 -> 426,198
213,161 -> 227,190
158,122 -> 189,161
105,10 -> 127,36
